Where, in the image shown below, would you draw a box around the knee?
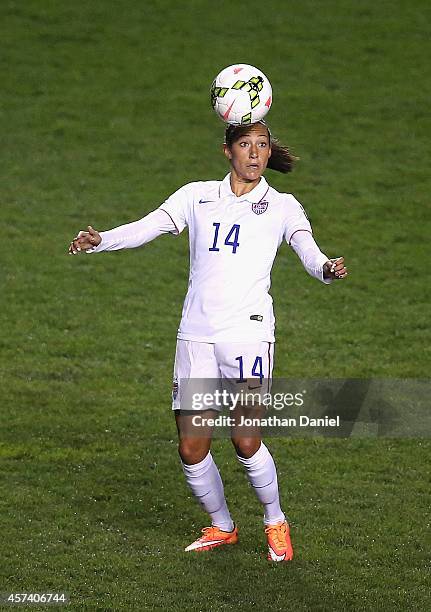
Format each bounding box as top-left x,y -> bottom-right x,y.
231,437 -> 261,459
178,438 -> 211,465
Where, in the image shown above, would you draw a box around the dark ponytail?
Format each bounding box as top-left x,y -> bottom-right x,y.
266,137 -> 297,173
224,121 -> 298,174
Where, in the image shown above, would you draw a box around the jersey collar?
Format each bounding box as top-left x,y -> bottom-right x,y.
219,173 -> 269,203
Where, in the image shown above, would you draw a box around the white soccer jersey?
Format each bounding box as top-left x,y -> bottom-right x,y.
91,173 -> 330,343
158,173 -> 328,342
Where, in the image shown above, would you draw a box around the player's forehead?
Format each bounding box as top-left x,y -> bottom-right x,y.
240,128 -> 269,139
228,122 -> 270,144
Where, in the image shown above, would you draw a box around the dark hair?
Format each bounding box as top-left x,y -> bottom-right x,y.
224,121 -> 298,174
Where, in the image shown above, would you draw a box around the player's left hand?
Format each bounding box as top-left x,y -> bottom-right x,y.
323,257 -> 348,280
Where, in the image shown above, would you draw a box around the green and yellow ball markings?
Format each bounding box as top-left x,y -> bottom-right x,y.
241,112 -> 252,124
232,75 -> 264,110
210,82 -> 229,108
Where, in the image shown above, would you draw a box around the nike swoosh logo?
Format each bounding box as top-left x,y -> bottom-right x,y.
248,385 -> 262,391
185,539 -> 224,552
268,546 -> 286,562
199,199 -> 214,204
223,100 -> 235,120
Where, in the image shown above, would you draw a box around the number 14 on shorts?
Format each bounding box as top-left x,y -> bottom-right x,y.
235,355 -> 263,384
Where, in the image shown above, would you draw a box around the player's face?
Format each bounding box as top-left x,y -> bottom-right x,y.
224,125 -> 272,183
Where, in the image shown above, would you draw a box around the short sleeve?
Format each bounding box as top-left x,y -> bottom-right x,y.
158,183 -> 195,235
283,195 -> 313,244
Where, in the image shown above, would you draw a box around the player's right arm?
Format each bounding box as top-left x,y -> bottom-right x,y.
68,208 -> 178,255
68,183 -> 193,255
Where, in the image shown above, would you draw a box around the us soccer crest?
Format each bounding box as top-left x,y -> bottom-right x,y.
252,200 -> 268,215
172,376 -> 179,400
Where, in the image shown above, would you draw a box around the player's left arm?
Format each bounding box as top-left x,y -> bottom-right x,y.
289,230 -> 348,283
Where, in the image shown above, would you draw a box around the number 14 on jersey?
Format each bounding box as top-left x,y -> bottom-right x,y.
209,223 -> 240,254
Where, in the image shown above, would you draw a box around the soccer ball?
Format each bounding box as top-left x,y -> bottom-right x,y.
210,64 -> 272,125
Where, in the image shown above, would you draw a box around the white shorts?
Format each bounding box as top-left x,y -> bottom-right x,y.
171,340 -> 274,411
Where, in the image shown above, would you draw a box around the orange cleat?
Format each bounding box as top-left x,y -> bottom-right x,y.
265,520 -> 294,562
184,525 -> 238,552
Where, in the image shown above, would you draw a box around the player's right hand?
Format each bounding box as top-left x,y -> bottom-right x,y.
68,226 -> 102,255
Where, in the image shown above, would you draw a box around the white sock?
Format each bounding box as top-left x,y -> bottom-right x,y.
236,442 -> 285,525
181,452 -> 234,532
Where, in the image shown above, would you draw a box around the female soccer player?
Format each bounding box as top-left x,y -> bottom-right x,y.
69,121 -> 347,562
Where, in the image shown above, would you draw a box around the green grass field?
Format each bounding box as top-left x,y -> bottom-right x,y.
1,1 -> 430,610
